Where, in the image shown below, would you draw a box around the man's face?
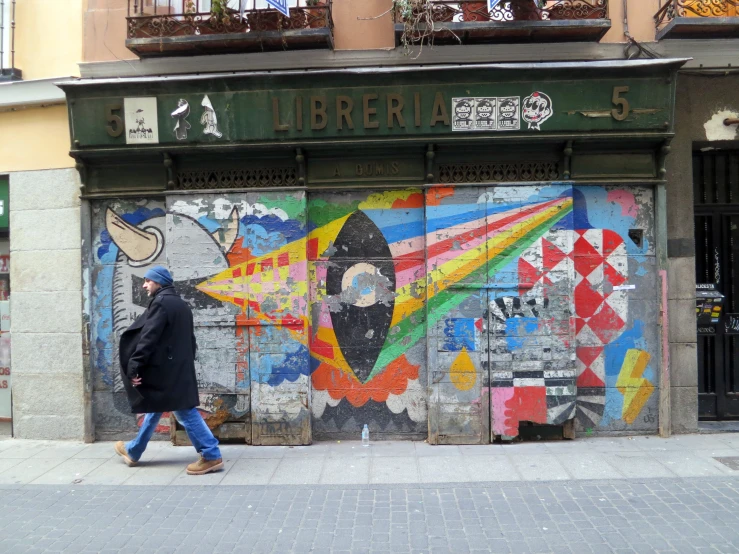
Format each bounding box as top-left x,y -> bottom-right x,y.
143,278 -> 162,297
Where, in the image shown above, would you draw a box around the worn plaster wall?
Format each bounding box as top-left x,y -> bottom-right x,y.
88,184 -> 660,443
426,184 -> 658,442
10,169 -> 84,439
665,74 -> 739,433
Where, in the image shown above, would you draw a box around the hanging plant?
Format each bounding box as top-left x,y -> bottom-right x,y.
210,0 -> 234,27
392,0 -> 460,57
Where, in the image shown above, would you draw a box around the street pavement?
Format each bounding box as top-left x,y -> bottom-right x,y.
1,433 -> 739,552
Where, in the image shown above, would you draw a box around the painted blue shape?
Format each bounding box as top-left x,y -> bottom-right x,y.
242,224 -> 288,257
251,343 -> 311,385
266,0 -> 290,16
602,388 -> 625,429
551,210 -> 574,231
635,261 -> 649,277
488,0 -> 502,9
572,187 -> 593,230
241,214 -> 305,245
309,354 -> 323,375
489,257 -> 520,300
442,318 -> 478,352
504,317 -> 539,352
94,248 -> 118,386
197,216 -> 221,234
362,208 -> 424,244
573,186 -> 650,256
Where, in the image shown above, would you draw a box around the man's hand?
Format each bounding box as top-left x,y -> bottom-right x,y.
131,376 -> 142,387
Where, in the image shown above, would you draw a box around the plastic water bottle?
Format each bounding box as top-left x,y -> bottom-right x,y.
361,424 -> 370,447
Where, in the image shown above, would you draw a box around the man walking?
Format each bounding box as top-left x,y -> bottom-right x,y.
114,265 -> 224,475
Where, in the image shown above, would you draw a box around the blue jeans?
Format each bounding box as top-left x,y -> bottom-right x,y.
126,408 -> 222,462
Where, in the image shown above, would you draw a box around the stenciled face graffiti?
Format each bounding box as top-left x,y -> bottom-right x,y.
522,91 -> 553,131
89,185 -> 658,442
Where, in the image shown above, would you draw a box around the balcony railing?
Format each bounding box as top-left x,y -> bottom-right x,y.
126,0 -> 332,57
655,0 -> 739,39
393,0 -> 610,45
1,0 -> 20,81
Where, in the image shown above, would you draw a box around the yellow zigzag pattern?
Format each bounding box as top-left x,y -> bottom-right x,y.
616,349 -> 654,424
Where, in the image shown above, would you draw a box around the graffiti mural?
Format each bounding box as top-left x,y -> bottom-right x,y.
88,184 -> 658,443
309,190 -> 427,438
90,193 -> 309,443
425,184 -> 658,441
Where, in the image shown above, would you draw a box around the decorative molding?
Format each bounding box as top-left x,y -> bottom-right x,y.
438,161 -> 559,183
175,167 -> 298,190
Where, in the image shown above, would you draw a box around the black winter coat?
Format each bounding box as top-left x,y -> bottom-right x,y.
119,286 -> 199,413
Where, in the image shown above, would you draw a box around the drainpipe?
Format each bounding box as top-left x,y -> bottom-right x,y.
657,138 -> 672,439
1,0 -> 5,75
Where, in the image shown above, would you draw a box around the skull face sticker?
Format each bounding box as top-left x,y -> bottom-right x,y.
452,98 -> 475,131
522,92 -> 553,131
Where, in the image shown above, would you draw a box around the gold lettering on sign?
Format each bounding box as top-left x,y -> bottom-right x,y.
296,96 -> 303,131
430,92 -> 449,127
355,162 -> 402,177
272,98 -> 289,132
336,96 -> 355,130
414,93 -> 422,128
311,96 -> 328,130
387,94 -> 406,129
363,94 -> 379,129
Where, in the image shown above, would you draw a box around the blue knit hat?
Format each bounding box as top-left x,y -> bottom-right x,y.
144,266 -> 173,286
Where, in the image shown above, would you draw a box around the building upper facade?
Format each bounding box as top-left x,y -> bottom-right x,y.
0,0 -> 84,173
77,0 -> 739,79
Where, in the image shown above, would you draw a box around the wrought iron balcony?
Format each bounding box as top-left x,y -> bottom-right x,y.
655,0 -> 739,40
1,0 -> 20,81
393,0 -> 610,46
126,0 -> 332,57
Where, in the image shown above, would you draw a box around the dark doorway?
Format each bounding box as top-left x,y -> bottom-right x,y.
695,150 -> 739,419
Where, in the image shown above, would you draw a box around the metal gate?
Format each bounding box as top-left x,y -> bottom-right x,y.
695,151 -> 739,419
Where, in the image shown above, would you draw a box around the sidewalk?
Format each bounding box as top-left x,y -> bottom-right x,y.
2,433 -> 739,487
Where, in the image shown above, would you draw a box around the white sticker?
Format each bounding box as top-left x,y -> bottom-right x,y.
452,96 -> 520,132
497,97 -> 521,131
474,98 -> 497,131
613,284 -> 636,291
452,98 -> 475,132
124,97 -> 159,145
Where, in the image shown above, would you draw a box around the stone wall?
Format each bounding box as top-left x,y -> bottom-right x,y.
665,73 -> 739,433
10,169 -> 85,439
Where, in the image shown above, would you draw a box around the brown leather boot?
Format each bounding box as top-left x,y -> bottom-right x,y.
114,441 -> 137,467
186,455 -> 224,475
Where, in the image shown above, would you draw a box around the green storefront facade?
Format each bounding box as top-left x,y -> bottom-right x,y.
60,59 -> 690,444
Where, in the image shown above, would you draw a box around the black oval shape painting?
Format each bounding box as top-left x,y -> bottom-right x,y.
326,211 -> 396,384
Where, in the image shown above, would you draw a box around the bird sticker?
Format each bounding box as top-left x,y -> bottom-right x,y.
171,99 -> 191,140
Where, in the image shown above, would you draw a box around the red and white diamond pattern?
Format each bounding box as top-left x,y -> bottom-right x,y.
573,229 -> 628,388
518,229 -> 630,389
